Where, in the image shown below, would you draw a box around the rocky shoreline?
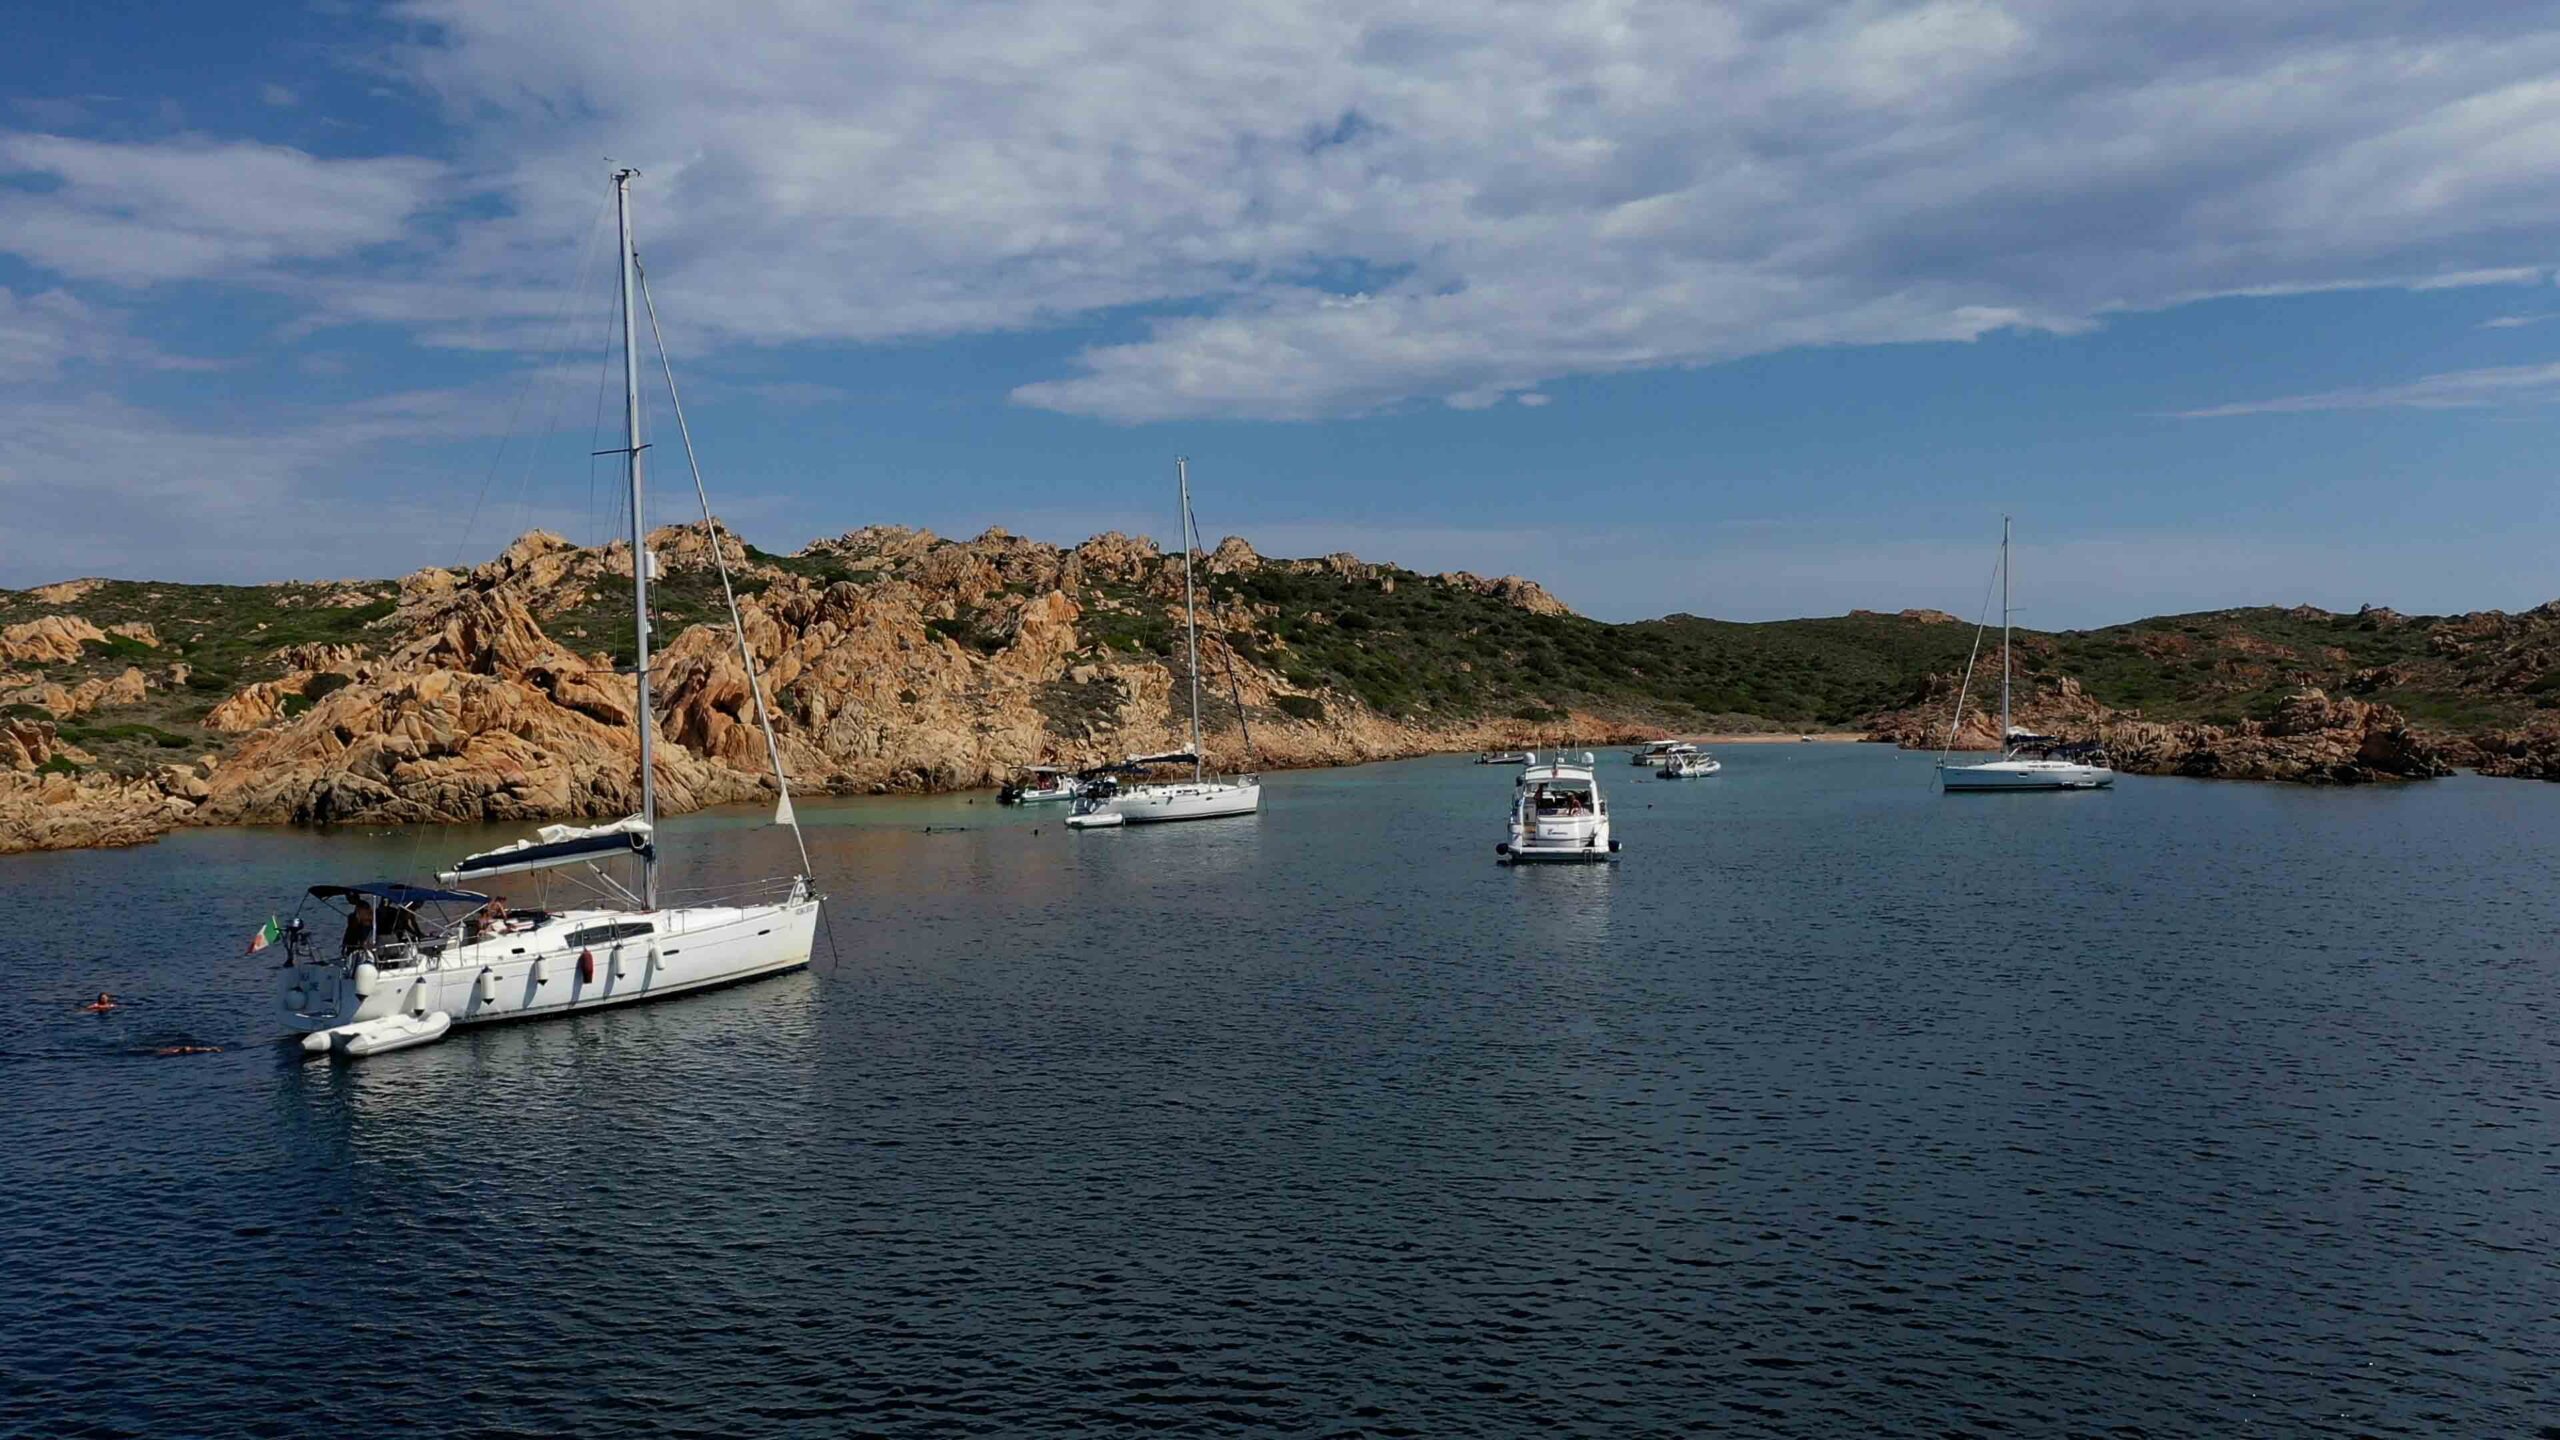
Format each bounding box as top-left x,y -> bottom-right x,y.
11,526 -> 2560,855
2,527 -> 1661,855
1860,674 -> 2456,784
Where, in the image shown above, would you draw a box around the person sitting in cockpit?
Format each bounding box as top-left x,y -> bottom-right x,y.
341,898 -> 376,956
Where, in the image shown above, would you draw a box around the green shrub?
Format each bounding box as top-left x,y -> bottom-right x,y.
1273,694 -> 1324,722
83,633 -> 159,661
36,755 -> 81,776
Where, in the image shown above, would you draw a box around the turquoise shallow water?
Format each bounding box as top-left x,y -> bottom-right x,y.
3,743 -> 2556,1435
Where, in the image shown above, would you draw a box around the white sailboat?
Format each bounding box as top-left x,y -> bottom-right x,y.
1939,517 -> 2114,793
1068,458 -> 1261,828
272,170 -> 821,1056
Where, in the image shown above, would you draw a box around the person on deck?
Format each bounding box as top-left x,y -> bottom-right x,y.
467,895 -> 508,942
342,898 -> 376,956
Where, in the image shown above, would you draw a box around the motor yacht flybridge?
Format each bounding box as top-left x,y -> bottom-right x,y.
271,170 -> 820,1057
1496,751 -> 1620,863
1068,458 -> 1261,829
1939,517 -> 2114,793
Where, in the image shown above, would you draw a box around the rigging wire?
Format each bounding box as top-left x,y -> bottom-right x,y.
634,258 -> 814,879
1935,538 -> 2006,778
441,191 -> 613,576
395,189 -> 612,891
1179,491 -> 1257,767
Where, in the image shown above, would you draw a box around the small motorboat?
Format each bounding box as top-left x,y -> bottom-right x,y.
1658,753 -> 1722,778
998,765 -> 1083,805
1476,750 -> 1531,765
1497,751 -> 1619,864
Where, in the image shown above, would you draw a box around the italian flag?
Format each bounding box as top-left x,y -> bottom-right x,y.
246,916 -> 282,954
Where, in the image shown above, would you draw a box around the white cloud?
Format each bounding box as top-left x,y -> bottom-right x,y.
325,1 -> 2560,420
0,285 -> 223,381
0,132 -> 441,283
0,370 -> 602,586
2176,361 -> 2560,417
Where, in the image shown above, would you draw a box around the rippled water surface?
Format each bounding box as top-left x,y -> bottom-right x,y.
4,745 -> 2557,1436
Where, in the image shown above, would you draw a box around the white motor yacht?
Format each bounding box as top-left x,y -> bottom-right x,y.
269,170 -> 821,1057
1497,751 -> 1619,863
1940,517 -> 2115,793
1631,739 -> 1691,766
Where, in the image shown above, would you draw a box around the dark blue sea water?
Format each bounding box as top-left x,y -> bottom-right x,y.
3,743 -> 2555,1436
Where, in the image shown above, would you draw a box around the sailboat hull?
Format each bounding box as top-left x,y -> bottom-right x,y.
1092,780 -> 1261,824
277,896 -> 820,1041
1940,759 -> 2114,791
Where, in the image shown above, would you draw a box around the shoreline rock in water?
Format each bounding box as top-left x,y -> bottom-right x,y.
1863,678 -> 2451,784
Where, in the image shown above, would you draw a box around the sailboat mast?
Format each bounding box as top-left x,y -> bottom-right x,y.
1179,457 -> 1202,783
1998,514 -> 2012,749
615,168 -> 658,908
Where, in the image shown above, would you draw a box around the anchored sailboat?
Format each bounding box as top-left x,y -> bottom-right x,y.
1939,517 -> 2114,793
272,169 -> 822,1056
1068,458 -> 1262,827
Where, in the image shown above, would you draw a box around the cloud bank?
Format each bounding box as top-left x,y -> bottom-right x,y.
358,0 -> 2560,418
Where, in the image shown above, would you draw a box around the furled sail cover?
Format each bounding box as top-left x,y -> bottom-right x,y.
439,816 -> 654,883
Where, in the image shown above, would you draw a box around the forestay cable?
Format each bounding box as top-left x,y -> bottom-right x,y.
634,260 -> 813,877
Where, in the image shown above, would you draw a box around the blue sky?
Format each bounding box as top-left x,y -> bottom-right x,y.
6,1 -> 2560,627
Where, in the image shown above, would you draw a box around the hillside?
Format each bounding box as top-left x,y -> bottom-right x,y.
6,524 -> 2560,852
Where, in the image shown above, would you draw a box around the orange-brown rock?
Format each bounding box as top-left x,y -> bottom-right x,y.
1869,679 -> 2448,783
0,615 -> 108,664
271,642 -> 369,672
0,769 -> 193,853
26,578 -> 106,606
2458,722 -> 2560,781
205,672 -> 319,733
1435,571 -> 1572,616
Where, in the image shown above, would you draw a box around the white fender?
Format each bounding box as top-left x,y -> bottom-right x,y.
474,968 -> 498,1006
529,955 -> 549,986
407,980 -> 429,1016
284,982 -> 307,1011
352,962 -> 379,998
611,945 -> 630,980
646,945 -> 663,975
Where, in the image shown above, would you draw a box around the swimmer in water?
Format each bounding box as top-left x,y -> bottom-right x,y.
153,1045 -> 221,1057
80,992 -> 116,1014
